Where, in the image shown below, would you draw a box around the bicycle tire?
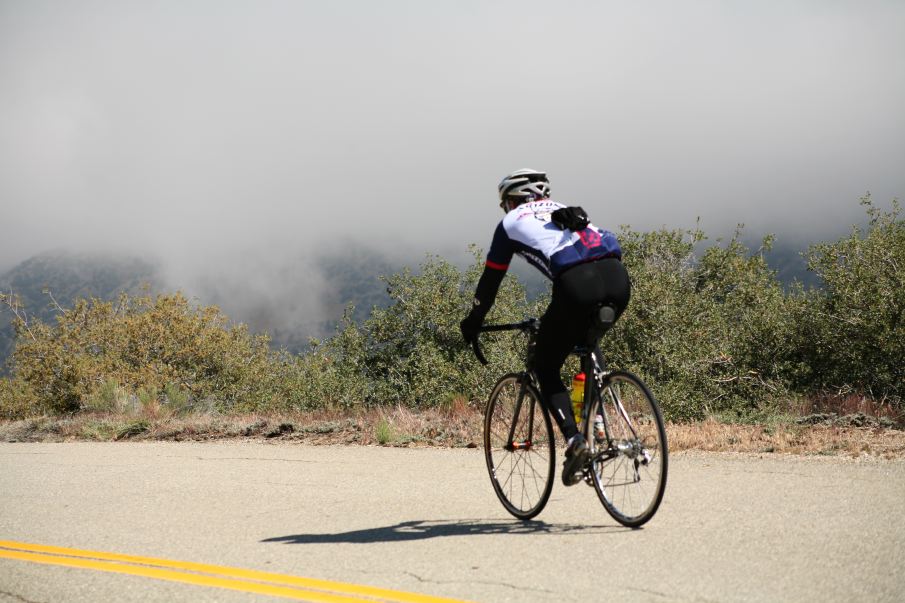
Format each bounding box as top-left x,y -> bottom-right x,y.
585,370 -> 667,527
484,373 -> 555,520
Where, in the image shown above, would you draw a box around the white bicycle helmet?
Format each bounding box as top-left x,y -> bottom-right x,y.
498,168 -> 551,209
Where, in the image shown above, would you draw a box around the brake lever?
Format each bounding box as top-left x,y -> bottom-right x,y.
471,338 -> 488,365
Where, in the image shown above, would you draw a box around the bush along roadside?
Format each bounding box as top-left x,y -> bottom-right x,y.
1,197 -> 902,425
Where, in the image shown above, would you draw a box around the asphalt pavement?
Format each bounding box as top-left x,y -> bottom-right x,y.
1,442 -> 903,602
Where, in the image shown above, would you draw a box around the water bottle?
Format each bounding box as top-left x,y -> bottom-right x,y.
594,414 -> 605,441
570,373 -> 585,425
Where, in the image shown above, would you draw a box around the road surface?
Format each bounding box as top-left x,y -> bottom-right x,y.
1,442 -> 903,602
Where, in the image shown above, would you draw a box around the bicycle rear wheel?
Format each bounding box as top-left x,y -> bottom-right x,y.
484,373 -> 555,520
586,370 -> 667,527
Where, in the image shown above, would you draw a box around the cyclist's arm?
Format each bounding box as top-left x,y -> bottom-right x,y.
468,263 -> 507,323
464,223 -> 513,324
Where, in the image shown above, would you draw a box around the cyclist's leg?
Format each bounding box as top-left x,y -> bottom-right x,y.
535,293 -> 594,485
534,292 -> 586,442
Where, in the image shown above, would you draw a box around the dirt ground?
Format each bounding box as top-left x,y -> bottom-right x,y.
2,404 -> 904,459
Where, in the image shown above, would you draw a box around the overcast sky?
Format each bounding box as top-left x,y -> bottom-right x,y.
1,1 -> 904,330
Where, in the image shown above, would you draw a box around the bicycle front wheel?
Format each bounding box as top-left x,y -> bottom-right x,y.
586,370 -> 667,527
484,373 -> 555,520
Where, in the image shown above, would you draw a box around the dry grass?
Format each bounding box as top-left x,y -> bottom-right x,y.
666,418 -> 905,459
792,391 -> 903,423
2,406 -> 904,459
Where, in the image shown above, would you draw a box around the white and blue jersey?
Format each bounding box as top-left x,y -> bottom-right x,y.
486,200 -> 621,279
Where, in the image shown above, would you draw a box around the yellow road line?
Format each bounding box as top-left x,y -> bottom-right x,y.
0,540 -> 472,603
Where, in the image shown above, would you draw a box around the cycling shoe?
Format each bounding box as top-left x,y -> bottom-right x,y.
562,435 -> 589,486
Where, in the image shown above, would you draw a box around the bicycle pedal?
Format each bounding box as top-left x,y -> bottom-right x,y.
562,470 -> 584,487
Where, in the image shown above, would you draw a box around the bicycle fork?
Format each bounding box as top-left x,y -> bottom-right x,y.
504,376 -> 535,452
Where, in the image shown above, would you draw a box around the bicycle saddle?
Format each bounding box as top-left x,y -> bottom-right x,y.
585,304 -> 616,346
595,305 -> 616,329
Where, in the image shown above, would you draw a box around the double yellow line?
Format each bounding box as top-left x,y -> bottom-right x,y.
0,540 -> 471,603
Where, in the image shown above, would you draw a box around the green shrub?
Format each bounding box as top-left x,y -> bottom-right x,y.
289,251 -> 531,410
83,378 -> 125,413
0,377 -> 35,420
606,225 -> 707,418
3,293 -> 292,415
794,196 -> 903,403
375,416 -> 394,445
1,198 -> 900,421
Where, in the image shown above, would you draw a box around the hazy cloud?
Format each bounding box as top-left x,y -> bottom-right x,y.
1,1 -> 903,329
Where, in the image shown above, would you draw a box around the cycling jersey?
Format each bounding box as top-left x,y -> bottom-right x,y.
486,200 -> 621,279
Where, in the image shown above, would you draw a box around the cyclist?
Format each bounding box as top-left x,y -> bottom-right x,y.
460,169 -> 631,486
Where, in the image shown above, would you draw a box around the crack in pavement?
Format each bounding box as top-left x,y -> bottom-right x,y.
403,570 -> 556,594
0,589 -> 45,603
625,586 -> 721,603
0,452 -> 53,456
161,455 -> 319,463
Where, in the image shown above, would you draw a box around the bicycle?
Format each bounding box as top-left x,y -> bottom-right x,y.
470,305 -> 668,527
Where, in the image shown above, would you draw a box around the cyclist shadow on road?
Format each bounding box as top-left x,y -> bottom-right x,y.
262,519 -> 630,545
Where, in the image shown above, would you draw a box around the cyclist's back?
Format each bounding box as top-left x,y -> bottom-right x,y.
488,198 -> 622,280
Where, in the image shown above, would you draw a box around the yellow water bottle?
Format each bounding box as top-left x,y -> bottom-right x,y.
570,373 -> 586,425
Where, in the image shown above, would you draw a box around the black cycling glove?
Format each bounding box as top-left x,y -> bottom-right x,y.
460,263 -> 507,345
551,206 -> 590,231
460,313 -> 481,345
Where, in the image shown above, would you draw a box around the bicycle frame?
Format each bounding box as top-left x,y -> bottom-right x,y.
476,319 -> 643,459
